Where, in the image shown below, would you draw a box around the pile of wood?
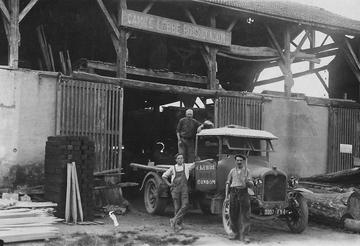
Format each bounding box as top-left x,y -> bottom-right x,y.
66,162 -> 83,223
300,167 -> 360,232
0,207 -> 61,243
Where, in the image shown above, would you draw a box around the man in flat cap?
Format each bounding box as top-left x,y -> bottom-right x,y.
225,154 -> 253,244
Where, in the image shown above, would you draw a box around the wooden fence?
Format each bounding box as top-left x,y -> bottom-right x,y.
56,78 -> 123,172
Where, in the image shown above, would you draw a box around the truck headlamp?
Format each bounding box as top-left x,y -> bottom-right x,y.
254,178 -> 263,187
288,177 -> 298,187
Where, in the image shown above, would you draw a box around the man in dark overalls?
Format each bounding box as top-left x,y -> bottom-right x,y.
162,153 -> 195,231
225,154 -> 253,244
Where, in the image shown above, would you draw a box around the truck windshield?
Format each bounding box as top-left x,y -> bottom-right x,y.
223,136 -> 274,156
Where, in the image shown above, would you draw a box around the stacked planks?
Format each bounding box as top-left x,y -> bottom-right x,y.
65,162 -> 83,223
0,208 -> 61,243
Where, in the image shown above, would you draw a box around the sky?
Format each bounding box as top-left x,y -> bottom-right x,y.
252,0 -> 360,98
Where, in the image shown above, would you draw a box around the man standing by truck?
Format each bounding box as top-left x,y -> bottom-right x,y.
176,109 -> 203,163
225,154 -> 253,244
162,153 -> 195,231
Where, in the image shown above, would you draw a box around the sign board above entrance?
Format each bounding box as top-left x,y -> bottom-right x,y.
120,9 -> 231,46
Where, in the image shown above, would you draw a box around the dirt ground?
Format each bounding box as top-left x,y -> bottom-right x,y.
6,197 -> 360,246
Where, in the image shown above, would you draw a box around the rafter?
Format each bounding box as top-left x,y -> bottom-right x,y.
315,72 -> 329,93
0,0 -> 9,23
291,30 -> 310,62
254,65 -> 329,86
96,0 -> 120,40
19,0 -> 38,23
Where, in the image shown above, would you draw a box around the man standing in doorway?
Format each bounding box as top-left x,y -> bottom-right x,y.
162,153 -> 195,231
176,109 -> 203,162
225,154 -> 253,244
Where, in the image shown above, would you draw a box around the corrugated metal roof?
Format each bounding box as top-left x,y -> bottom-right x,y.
197,126 -> 278,139
198,0 -> 360,34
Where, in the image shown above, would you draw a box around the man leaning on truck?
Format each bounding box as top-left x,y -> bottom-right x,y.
162,153 -> 195,231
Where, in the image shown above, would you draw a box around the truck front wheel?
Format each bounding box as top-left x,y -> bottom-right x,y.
286,193 -> 309,233
144,177 -> 167,215
222,199 -> 232,235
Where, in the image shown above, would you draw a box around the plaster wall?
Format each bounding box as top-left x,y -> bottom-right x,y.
0,69 -> 57,187
263,97 -> 328,178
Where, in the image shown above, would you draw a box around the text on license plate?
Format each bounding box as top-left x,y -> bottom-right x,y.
264,208 -> 286,215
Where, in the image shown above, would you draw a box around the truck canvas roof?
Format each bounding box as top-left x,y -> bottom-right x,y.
197,125 -> 277,140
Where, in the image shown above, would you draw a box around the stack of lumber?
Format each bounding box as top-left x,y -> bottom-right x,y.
0,208 -> 61,243
65,162 -> 83,223
44,136 -> 95,221
300,168 -> 360,232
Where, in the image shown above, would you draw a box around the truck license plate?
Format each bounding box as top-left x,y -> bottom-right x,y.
264,208 -> 286,215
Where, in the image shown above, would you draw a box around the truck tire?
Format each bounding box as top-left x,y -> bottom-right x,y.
286,193 -> 309,233
222,199 -> 232,235
144,177 -> 167,215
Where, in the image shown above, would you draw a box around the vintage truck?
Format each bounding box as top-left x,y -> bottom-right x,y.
130,125 -> 309,234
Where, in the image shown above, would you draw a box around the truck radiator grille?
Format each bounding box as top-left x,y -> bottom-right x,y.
263,175 -> 287,202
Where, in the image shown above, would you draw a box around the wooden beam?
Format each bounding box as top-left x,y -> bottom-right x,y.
1,11 -> 9,42
183,7 -> 196,24
227,17 -> 237,32
283,26 -> 294,96
117,0 -> 127,181
207,15 -> 218,90
83,60 -> 208,84
344,37 -> 360,71
265,24 -> 286,63
72,71 -> 262,99
96,0 -> 120,40
254,65 -> 328,86
315,71 -> 329,94
291,30 -> 310,63
309,29 -> 316,70
220,44 -> 317,59
19,0 -> 38,23
0,0 -> 9,23
9,0 -> 19,68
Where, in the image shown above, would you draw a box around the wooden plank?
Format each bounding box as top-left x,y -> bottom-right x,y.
0,217 -> 61,225
59,51 -> 67,74
70,163 -> 77,224
93,182 -> 138,190
65,163 -> 72,222
49,44 -> 55,72
72,162 -> 83,222
0,230 -> 59,243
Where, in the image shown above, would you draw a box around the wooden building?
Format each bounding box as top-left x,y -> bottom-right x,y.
1,0 -> 360,187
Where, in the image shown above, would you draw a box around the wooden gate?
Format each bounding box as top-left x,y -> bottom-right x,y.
55,78 -> 123,173
328,107 -> 360,172
216,97 -> 263,129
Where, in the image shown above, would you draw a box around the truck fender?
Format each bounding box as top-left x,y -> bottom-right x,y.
140,171 -> 169,198
294,187 -> 313,194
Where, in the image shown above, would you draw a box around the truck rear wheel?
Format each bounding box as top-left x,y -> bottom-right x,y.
286,193 -> 308,233
144,177 -> 167,215
222,199 -> 232,235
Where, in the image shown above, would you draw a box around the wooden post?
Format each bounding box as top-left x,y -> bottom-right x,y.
117,0 -> 127,180
207,14 -> 218,90
9,0 -> 19,69
283,26 -> 294,97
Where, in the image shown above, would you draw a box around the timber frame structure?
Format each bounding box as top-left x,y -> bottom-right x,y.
2,0 -> 360,175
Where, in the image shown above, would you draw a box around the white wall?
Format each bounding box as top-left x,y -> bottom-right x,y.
0,69 -> 58,186
263,96 -> 328,177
